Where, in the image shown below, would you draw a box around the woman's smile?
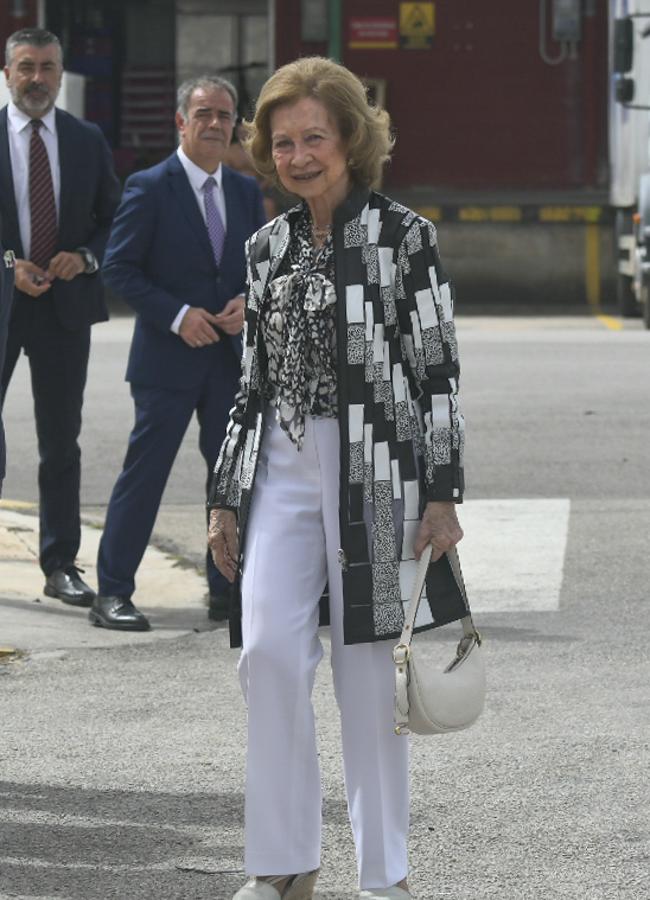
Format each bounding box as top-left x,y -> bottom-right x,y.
270,96 -> 351,212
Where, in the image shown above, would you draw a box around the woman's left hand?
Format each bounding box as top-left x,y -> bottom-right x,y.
414,501 -> 463,562
208,507 -> 239,582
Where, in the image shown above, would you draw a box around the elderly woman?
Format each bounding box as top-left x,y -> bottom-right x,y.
208,57 -> 466,900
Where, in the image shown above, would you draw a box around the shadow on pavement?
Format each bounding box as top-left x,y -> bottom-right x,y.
0,781 -> 243,899
0,782 -> 354,900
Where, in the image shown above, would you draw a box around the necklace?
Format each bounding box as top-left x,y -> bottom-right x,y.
311,223 -> 332,241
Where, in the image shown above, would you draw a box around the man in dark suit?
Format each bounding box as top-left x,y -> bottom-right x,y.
0,28 -> 120,602
90,75 -> 265,631
0,236 -> 15,497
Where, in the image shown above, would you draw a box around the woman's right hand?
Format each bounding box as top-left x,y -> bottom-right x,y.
208,508 -> 239,582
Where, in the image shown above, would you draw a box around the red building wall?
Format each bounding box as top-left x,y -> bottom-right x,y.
0,1 -> 39,55
276,0 -> 608,192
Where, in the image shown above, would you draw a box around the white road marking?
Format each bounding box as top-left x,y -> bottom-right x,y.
456,499 -> 570,612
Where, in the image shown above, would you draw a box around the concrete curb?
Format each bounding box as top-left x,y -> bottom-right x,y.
0,502 -> 215,655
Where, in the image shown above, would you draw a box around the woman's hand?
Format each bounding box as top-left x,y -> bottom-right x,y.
208,508 -> 239,582
414,501 -> 463,562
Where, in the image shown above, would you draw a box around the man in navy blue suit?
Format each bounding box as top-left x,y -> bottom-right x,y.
0,236 -> 15,498
0,28 -> 120,603
91,75 -> 265,631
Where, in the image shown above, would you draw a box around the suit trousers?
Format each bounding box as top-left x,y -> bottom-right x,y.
239,412 -> 409,890
1,295 -> 90,574
97,348 -> 239,600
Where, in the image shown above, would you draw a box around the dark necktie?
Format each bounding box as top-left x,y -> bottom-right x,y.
29,118 -> 57,270
202,176 -> 225,265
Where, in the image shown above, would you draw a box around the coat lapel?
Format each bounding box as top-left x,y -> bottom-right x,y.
0,108 -> 23,256
221,166 -> 239,262
258,212 -> 294,297
221,167 -> 256,273
166,154 -> 214,263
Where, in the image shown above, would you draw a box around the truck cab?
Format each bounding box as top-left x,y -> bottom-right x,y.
611,0 -> 650,326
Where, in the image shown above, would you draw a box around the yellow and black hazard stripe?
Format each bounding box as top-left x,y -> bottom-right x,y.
415,205 -> 613,225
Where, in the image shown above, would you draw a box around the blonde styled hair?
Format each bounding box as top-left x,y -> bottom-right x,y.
245,56 -> 393,190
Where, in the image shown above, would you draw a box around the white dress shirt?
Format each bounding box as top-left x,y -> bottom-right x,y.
7,102 -> 60,261
176,145 -> 227,228
171,147 -> 228,334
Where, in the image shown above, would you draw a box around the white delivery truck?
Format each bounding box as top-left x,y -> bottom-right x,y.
611,0 -> 650,326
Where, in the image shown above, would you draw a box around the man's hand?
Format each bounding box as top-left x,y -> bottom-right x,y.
208,508 -> 239,583
414,501 -> 463,562
47,252 -> 85,282
214,296 -> 245,336
14,259 -> 52,297
179,307 -> 222,348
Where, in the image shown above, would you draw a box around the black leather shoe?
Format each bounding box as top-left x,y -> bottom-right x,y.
44,565 -> 96,607
208,591 -> 230,622
88,596 -> 151,631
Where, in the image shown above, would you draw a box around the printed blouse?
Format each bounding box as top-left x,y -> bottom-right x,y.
260,205 -> 338,448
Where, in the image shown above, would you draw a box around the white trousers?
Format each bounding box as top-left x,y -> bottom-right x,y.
239,412 -> 409,890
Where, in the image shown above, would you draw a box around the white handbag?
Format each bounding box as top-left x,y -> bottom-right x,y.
393,544 -> 485,735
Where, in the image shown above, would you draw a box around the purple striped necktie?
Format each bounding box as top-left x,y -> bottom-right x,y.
202,175 -> 225,265
29,119 -> 57,270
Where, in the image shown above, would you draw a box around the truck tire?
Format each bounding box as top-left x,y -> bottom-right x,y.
615,210 -> 640,318
617,272 -> 637,317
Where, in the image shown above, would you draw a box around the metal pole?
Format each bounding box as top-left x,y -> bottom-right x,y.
37,0 -> 46,28
328,0 -> 342,61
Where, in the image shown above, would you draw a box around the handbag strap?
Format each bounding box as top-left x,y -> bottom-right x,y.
395,544 -> 480,658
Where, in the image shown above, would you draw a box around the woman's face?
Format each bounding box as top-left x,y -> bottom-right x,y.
270,96 -> 351,211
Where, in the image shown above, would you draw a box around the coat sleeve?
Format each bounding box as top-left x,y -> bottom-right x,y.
101,174 -> 185,331
82,124 -> 122,264
0,242 -> 14,483
207,233 -> 259,511
394,218 -> 465,503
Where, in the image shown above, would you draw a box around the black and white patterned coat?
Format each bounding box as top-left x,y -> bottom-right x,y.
209,186 -> 468,647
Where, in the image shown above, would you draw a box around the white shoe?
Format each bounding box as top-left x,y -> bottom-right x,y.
233,880 -> 282,900
359,887 -> 411,899
233,869 -> 319,900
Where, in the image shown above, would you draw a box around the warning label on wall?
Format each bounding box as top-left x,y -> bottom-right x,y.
399,2 -> 435,49
349,17 -> 399,49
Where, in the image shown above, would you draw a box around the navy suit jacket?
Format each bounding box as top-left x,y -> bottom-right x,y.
0,106 -> 121,330
0,237 -> 15,481
101,152 -> 266,390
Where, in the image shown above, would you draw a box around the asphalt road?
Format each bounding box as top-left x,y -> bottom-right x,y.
1,312 -> 649,899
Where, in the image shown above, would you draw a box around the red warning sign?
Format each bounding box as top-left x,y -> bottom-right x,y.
349,17 -> 399,49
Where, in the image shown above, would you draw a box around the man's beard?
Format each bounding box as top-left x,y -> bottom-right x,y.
12,84 -> 56,116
